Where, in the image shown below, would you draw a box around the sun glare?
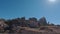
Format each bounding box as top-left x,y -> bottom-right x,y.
49,0 -> 56,2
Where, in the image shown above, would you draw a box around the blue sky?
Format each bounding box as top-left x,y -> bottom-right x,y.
0,0 -> 60,24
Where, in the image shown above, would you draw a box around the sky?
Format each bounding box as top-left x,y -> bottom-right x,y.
0,0 -> 60,24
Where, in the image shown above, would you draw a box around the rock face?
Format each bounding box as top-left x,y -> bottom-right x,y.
38,17 -> 47,26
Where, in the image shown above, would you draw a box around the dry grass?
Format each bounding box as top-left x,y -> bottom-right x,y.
19,26 -> 60,34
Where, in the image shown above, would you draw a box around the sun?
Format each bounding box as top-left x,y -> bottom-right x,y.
47,0 -> 57,5
49,0 -> 56,2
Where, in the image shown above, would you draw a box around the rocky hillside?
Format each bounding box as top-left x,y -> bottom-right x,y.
0,17 -> 60,34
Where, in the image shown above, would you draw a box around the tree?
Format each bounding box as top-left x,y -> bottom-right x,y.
38,17 -> 47,26
28,17 -> 38,28
20,17 -> 25,21
50,23 -> 54,26
47,22 -> 50,26
29,17 -> 37,22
